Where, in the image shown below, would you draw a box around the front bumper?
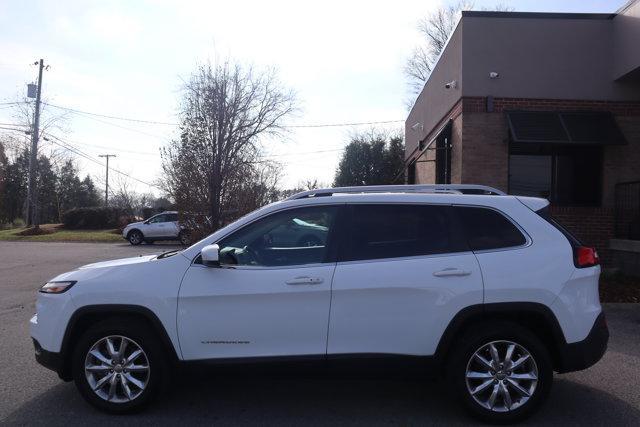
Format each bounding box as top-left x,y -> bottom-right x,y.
33,338 -> 69,380
557,311 -> 609,373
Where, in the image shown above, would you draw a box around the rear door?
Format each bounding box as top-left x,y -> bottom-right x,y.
327,203 -> 483,357
165,213 -> 180,237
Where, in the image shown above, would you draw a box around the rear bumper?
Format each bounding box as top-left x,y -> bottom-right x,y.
557,312 -> 609,373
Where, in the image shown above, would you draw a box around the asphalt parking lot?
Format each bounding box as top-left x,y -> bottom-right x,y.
1,241 -> 639,425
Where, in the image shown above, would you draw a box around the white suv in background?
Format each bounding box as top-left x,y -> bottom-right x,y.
122,211 -> 190,246
30,185 -> 608,423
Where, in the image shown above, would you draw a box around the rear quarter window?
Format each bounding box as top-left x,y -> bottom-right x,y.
455,206 -> 527,251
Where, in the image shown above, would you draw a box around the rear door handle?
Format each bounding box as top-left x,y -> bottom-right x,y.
433,268 -> 471,277
286,276 -> 324,285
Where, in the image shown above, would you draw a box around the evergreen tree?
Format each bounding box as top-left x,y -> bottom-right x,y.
334,132 -> 405,187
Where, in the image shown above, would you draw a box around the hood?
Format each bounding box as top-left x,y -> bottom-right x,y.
79,255 -> 157,270
124,221 -> 144,229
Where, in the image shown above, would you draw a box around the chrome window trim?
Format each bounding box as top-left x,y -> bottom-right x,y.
335,250 -> 476,267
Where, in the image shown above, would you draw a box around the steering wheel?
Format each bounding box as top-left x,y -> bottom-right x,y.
241,245 -> 263,265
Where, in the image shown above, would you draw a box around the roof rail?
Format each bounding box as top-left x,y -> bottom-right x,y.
287,184 -> 506,200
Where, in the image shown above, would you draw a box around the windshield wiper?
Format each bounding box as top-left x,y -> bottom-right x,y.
157,250 -> 180,259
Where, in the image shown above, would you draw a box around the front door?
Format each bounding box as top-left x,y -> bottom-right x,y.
145,214 -> 169,238
178,205 -> 341,360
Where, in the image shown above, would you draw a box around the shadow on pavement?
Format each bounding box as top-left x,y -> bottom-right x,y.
4,370 -> 640,426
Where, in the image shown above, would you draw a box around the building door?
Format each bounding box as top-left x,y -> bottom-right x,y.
435,121 -> 452,184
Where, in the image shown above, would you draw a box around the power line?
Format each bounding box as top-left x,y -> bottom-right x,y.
259,147 -> 345,158
285,119 -> 403,128
45,133 -> 162,190
0,125 -> 29,133
43,102 -> 179,125
0,122 -> 28,127
0,101 -> 28,106
42,101 -> 403,129
68,109 -> 170,140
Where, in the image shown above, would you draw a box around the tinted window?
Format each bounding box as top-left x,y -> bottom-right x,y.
345,204 -> 466,262
148,214 -> 167,223
167,214 -> 178,222
217,206 -> 338,267
456,207 -> 526,251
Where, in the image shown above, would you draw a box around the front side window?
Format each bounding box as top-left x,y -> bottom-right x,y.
456,207 -> 526,251
344,204 -> 467,262
217,206 -> 338,267
148,214 -> 167,224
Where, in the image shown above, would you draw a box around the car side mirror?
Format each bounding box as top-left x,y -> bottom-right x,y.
201,244 -> 220,267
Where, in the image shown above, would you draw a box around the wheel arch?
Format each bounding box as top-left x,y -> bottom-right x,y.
58,304 -> 179,381
127,228 -> 144,238
434,302 -> 567,372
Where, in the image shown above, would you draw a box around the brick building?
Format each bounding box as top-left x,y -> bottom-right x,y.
405,1 -> 640,265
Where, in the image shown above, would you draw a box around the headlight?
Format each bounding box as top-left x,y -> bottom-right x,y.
39,281 -> 76,294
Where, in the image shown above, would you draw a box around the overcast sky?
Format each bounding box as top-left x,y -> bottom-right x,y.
0,0 -> 625,195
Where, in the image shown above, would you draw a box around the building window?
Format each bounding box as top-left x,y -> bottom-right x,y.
508,144 -> 602,206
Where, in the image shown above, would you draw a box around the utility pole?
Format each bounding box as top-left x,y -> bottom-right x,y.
98,154 -> 116,206
26,59 -> 45,229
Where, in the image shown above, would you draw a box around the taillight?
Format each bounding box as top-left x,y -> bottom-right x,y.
575,246 -> 599,268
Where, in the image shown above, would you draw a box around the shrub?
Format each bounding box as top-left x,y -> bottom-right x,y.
62,207 -> 122,229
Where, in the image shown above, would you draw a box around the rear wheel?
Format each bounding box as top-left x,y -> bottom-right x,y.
72,319 -> 167,413
127,230 -> 143,246
447,322 -> 552,423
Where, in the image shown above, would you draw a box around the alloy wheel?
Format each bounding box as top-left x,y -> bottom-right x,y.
84,335 -> 150,403
465,340 -> 538,412
129,232 -> 142,245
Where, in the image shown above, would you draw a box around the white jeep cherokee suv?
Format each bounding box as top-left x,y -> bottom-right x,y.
30,185 -> 608,423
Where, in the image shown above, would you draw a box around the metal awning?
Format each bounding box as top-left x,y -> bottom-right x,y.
506,111 -> 627,145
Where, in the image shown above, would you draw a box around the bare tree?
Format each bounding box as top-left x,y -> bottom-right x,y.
162,59 -> 297,232
405,1 -> 513,95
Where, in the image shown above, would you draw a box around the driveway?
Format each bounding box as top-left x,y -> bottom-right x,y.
1,241 -> 639,425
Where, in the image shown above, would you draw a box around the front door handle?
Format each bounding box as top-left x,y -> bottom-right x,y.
286,276 -> 324,285
433,268 -> 471,277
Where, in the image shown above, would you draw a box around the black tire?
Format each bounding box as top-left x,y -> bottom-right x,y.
71,318 -> 168,413
127,230 -> 143,245
178,230 -> 191,246
446,321 -> 552,424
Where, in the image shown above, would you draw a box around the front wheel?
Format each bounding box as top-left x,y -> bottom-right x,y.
72,319 -> 167,413
447,322 -> 552,423
127,230 -> 143,246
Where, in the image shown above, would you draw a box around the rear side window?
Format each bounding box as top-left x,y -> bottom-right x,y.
456,207 -> 526,251
167,214 -> 178,222
344,204 -> 467,261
